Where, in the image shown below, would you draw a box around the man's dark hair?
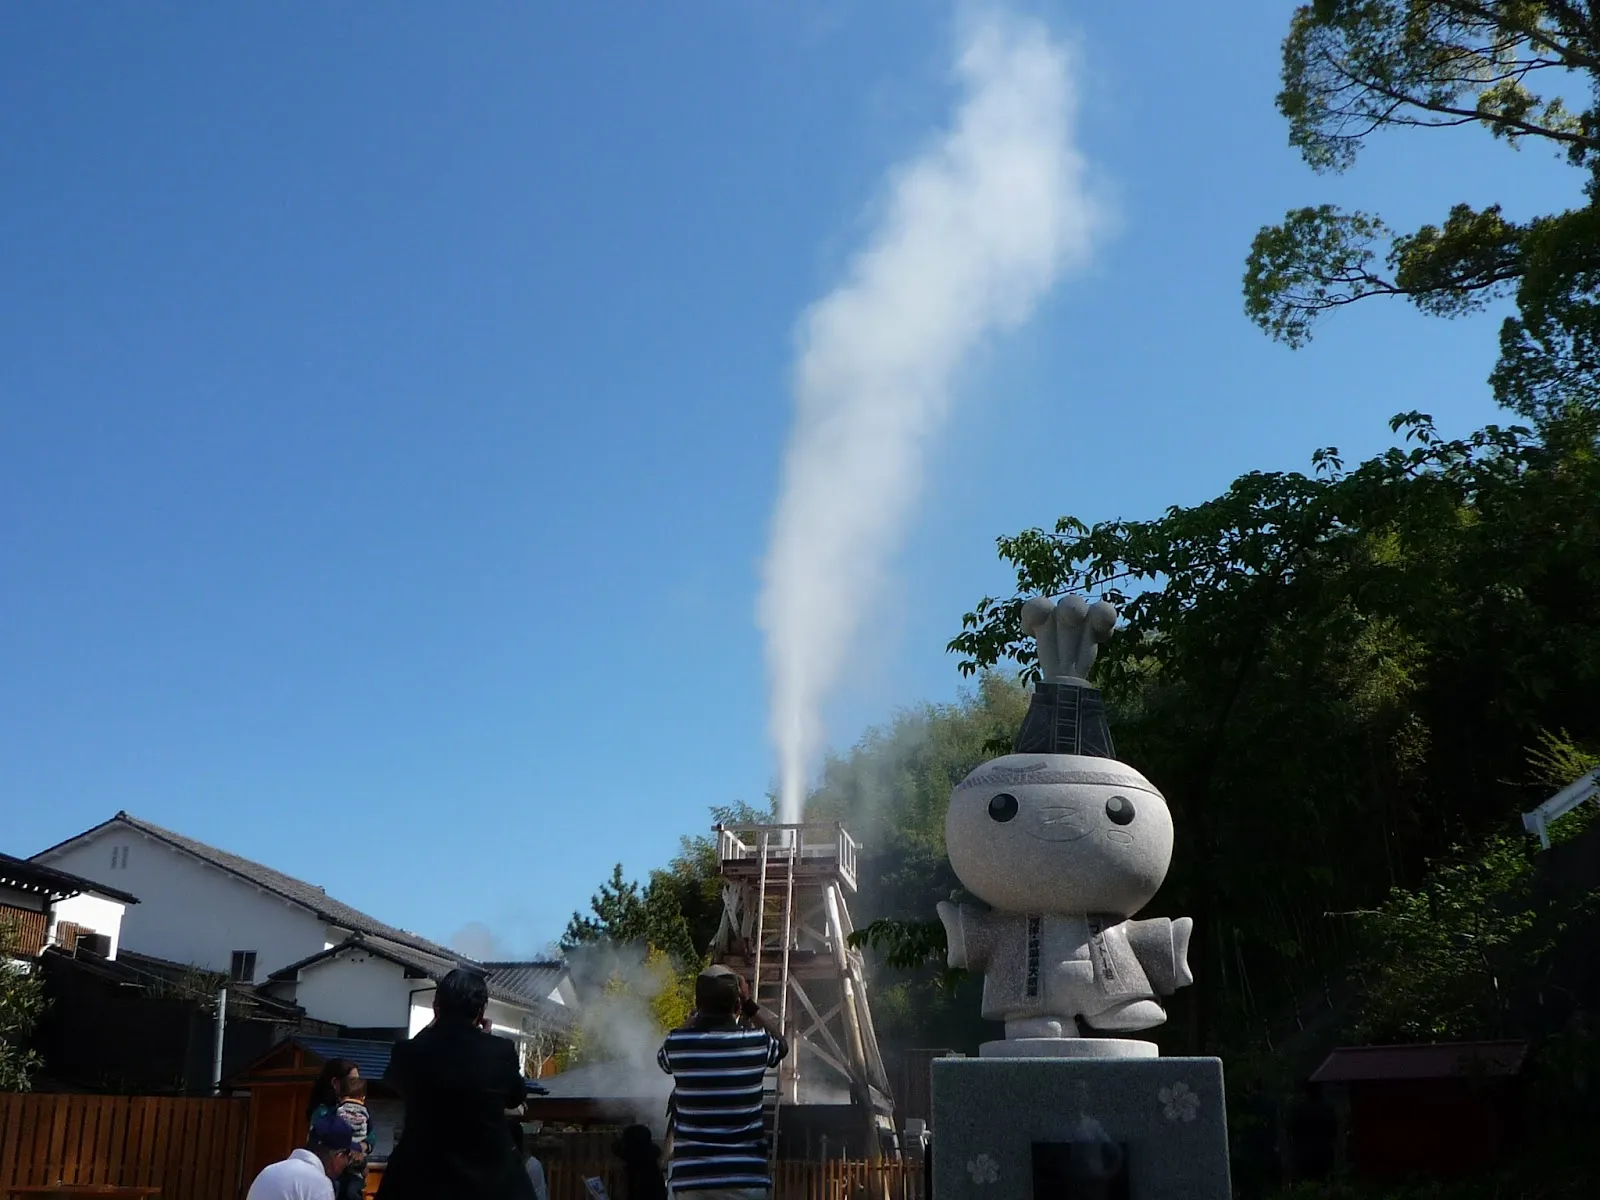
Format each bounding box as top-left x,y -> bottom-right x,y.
436,968 -> 490,1024
693,969 -> 740,1020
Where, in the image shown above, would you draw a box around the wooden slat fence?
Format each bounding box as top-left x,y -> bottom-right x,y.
0,907 -> 48,957
0,1094 -> 249,1200
545,1159 -> 924,1200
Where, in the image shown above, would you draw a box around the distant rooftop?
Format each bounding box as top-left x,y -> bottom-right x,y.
34,812 -> 460,962
1311,1040 -> 1529,1084
267,935 -> 574,1026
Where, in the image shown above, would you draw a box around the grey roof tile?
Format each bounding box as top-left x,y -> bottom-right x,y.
105,812 -> 462,963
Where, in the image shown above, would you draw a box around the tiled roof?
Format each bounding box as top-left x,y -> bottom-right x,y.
268,934 -> 464,985
35,813 -> 576,1028
483,961 -> 568,1005
1310,1040 -> 1529,1083
295,1036 -> 401,1082
42,813 -> 459,963
0,851 -> 140,905
270,936 -> 575,1030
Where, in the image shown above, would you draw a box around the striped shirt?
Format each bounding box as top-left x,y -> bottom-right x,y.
657,1023 -> 787,1193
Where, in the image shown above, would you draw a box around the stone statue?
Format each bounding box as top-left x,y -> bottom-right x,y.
1021,593 -> 1117,682
937,595 -> 1194,1057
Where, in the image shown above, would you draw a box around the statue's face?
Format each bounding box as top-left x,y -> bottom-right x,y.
945,755 -> 1173,916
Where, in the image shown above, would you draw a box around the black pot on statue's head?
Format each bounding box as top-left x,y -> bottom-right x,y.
1013,678 -> 1116,759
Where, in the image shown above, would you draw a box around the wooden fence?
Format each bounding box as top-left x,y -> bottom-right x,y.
545,1158 -> 925,1200
0,1093 -> 249,1200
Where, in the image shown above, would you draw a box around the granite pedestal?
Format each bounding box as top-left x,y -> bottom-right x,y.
931,1056 -> 1231,1200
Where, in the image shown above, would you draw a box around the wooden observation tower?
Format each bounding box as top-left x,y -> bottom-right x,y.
709,822 -> 896,1160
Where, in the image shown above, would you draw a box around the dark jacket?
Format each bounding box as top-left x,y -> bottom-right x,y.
378,1022 -> 534,1200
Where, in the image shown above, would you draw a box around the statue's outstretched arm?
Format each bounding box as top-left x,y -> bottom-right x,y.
1125,915 -> 1195,996
937,901 -> 991,971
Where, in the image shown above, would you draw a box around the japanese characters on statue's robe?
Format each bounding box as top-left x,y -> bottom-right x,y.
938,755 -> 1194,1036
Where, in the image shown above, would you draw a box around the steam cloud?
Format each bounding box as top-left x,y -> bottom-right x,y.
541,945 -> 676,1130
759,10 -> 1100,821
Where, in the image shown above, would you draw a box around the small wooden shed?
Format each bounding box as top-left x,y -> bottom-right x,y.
232,1034 -> 550,1195
229,1036 -> 402,1188
1310,1040 -> 1528,1180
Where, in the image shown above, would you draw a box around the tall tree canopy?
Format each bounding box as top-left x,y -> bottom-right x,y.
1245,1 -> 1600,423
950,410 -> 1600,1051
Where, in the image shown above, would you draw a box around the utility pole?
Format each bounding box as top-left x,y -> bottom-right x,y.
212,985 -> 228,1095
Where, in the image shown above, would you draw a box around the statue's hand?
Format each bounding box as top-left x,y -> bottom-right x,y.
1171,916 -> 1194,989
1021,597 -> 1062,681
936,901 -> 968,970
1024,595 -> 1118,680
1058,596 -> 1117,679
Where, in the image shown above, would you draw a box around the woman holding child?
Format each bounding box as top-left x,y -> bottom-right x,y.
306,1058 -> 374,1200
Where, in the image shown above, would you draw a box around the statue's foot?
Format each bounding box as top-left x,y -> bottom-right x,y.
1005,1016 -> 1074,1039
1083,999 -> 1165,1032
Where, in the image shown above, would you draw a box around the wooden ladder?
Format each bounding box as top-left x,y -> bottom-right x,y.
751,830 -> 797,1163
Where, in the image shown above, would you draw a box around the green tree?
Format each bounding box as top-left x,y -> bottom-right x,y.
0,920 -> 47,1092
562,864 -> 648,950
949,409 -> 1600,1050
1349,728 -> 1600,1042
1244,2 -> 1600,423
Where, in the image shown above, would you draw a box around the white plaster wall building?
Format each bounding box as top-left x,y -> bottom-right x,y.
30,813 -> 574,1068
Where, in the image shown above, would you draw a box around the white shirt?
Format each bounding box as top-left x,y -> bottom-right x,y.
245,1149 -> 334,1200
526,1156 -> 549,1200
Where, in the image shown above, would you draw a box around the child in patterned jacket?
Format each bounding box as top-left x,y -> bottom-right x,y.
335,1076 -> 374,1200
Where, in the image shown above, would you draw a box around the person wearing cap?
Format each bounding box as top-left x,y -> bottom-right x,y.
377,967 -> 535,1200
656,965 -> 788,1198
246,1112 -> 359,1200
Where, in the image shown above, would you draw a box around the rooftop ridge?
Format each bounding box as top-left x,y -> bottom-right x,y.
104,811 -> 463,963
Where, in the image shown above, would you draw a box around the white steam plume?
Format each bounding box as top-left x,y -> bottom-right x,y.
759,11 -> 1100,821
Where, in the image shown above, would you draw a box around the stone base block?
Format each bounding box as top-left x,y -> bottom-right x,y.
931,1056 -> 1230,1200
980,1038 -> 1157,1060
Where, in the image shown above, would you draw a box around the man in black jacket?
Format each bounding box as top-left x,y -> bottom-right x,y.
379,968 -> 534,1200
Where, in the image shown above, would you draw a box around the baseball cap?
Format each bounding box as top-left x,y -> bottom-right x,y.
308,1112 -> 358,1154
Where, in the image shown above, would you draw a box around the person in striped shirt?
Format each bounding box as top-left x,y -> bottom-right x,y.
657,965 -> 788,1198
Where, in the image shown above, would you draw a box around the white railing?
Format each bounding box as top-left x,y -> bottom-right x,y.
1522,768 -> 1600,849
715,822 -> 860,891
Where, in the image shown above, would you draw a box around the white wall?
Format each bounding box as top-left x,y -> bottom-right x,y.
485,997 -> 527,1040
289,950 -> 420,1030
407,993 -> 436,1038
49,892 -> 127,960
38,826 -> 329,977
401,992 -> 539,1075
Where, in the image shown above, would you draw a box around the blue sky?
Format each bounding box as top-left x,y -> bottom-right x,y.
1,2 -> 1583,957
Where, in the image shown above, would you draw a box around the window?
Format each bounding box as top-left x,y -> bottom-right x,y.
230,950 -> 257,983
109,845 -> 129,870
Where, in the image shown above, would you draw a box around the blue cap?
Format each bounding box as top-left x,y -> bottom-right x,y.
309,1112 -> 358,1153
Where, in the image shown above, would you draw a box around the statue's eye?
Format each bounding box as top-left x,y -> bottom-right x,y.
988,793 -> 1019,823
1105,795 -> 1135,826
